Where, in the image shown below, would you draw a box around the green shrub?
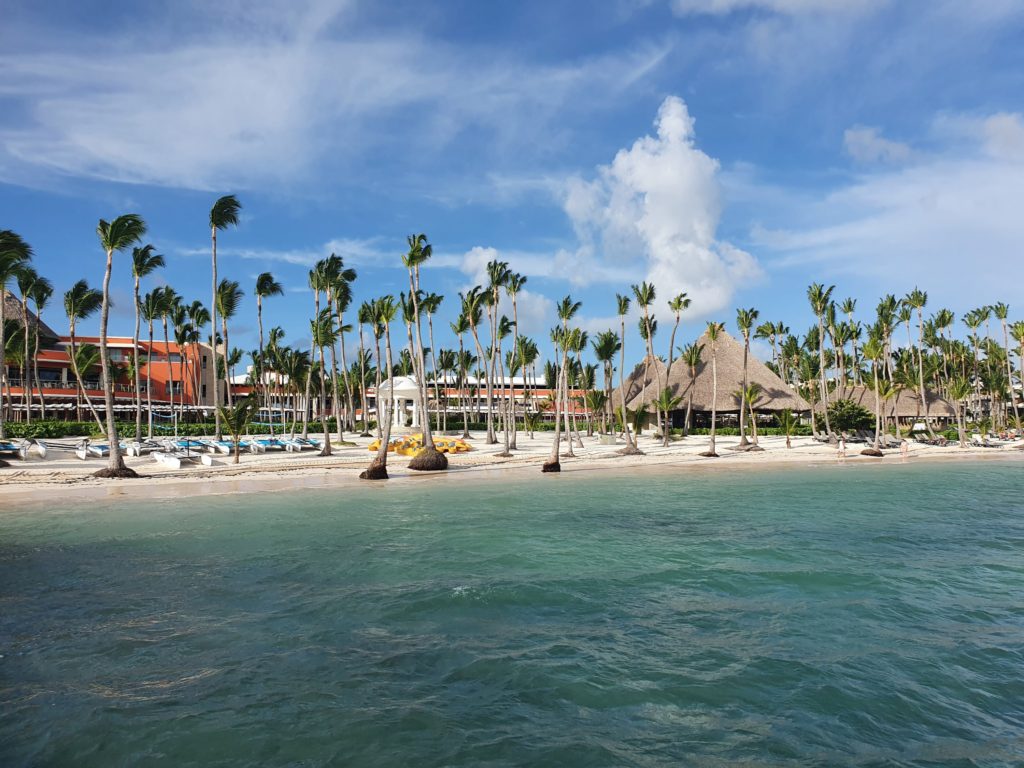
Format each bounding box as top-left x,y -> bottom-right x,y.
815,399 -> 874,432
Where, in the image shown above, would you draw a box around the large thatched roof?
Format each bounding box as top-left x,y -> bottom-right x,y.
615,330 -> 810,413
825,384 -> 957,419
2,290 -> 60,342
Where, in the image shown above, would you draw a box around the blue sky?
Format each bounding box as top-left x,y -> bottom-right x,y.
2,0 -> 1023,364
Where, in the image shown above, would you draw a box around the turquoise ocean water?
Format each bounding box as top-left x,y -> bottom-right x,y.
2,460 -> 1023,766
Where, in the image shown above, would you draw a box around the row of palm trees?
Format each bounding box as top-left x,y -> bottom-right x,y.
4,216 -> 1023,476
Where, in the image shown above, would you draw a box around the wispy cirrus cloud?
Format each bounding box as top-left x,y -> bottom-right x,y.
0,1 -> 671,193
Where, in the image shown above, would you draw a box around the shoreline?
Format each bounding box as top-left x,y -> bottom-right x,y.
2,431 -> 1021,508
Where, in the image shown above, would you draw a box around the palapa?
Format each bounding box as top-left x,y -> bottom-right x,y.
615,330 -> 810,414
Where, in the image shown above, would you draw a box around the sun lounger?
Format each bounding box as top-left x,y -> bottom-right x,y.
252,438 -> 287,452
75,441 -> 127,460
127,440 -> 163,457
0,440 -> 29,460
283,437 -> 322,452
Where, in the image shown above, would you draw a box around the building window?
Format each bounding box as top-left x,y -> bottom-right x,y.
201,384 -> 207,399
202,355 -> 207,369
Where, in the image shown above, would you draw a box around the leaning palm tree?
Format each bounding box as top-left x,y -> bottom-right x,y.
131,244 -> 164,440
218,395 -> 257,465
209,194 -> 242,441
72,343 -> 102,422
506,273 -> 526,448
361,296 -> 398,480
700,321 -> 725,458
735,307 -> 759,449
95,214 -> 147,478
64,280 -> 105,431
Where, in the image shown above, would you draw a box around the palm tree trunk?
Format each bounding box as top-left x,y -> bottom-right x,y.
338,307 -> 355,434
32,305 -> 47,420
211,226 -> 222,441
543,342 -> 566,472
67,326 -> 105,432
163,318 -> 176,437
0,291 -> 7,438
362,319 -> 395,480
22,295 -> 32,424
99,248 -> 127,473
738,337 -> 750,447
133,276 -> 143,441
222,318 -> 234,408
357,325 -> 370,436
617,317 -> 638,451
301,367 -> 311,439
818,316 -> 833,439
318,342 -> 332,456
707,346 -> 718,456
146,320 -> 155,438
1002,321 -> 1020,427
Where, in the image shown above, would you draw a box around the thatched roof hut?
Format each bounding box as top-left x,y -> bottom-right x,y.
2,290 -> 60,342
616,330 -> 810,413
826,385 -> 957,421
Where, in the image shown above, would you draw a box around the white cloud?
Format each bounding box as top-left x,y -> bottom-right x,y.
671,0 -> 880,16
560,96 -> 762,317
843,126 -> 913,164
751,111 -> 1024,305
0,4 -> 670,191
177,236 -> 395,268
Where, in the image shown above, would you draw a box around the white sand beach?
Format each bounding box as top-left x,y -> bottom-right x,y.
2,431 -> 1021,507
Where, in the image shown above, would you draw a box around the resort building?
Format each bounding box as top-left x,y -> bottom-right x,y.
824,385 -> 957,427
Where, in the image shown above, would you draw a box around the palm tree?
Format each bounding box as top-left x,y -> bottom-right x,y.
632,282 -> 659,442
543,324 -> 569,473
555,295 -> 581,457
310,307 -> 336,456
28,273 -> 53,420
807,283 -> 835,441
16,266 -> 41,422
218,395 -> 257,464
735,306 -> 759,448
215,278 -> 244,408
332,265 -> 357,434
700,321 -> 725,457
947,376 -> 972,447
860,336 -> 885,455
592,330 -> 621,434
904,288 -> 935,437
95,214 -> 147,477
403,234 -> 447,471
131,244 -> 164,440
71,343 -> 101,422
254,272 -> 283,421
64,280 -> 105,431
361,296 -> 397,480
140,288 -> 165,438
506,273 -> 526,449
209,194 -> 242,441
450,312 -> 472,438
160,289 -> 180,436
614,294 -> 641,454
680,341 -> 704,436
662,293 -> 690,446
1,231 -> 33,441
992,303 -> 1020,428
357,301 -> 375,436
776,409 -> 797,449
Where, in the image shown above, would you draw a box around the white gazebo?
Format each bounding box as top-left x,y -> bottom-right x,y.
375,376 -> 422,428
